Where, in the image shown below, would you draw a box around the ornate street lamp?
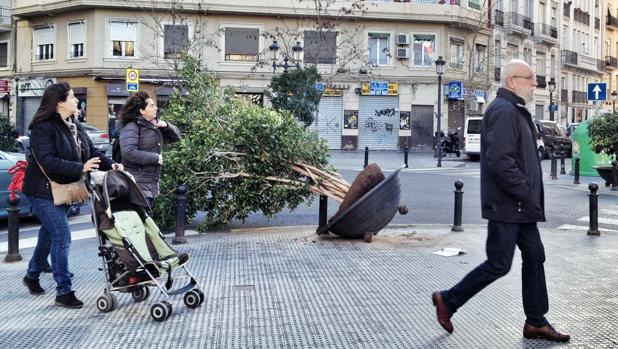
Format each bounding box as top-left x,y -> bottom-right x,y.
269,40 -> 303,73
612,90 -> 617,112
547,77 -> 556,121
435,56 -> 446,167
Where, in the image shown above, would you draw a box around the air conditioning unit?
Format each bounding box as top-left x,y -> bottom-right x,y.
396,33 -> 410,45
396,47 -> 410,59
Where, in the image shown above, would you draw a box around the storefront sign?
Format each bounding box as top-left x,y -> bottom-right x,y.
322,88 -> 342,97
0,80 -> 9,95
361,81 -> 399,96
447,81 -> 463,100
19,78 -> 56,97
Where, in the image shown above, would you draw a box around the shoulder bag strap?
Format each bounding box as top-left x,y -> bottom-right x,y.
31,151 -> 53,183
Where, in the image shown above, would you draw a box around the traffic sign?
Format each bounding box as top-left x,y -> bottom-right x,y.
447,81 -> 463,100
587,82 -> 607,101
126,68 -> 139,92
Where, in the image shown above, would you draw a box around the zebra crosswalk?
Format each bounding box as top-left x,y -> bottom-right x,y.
557,207 -> 618,233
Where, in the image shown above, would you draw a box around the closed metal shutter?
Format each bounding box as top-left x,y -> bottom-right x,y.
21,97 -> 42,132
358,96 -> 399,150
316,96 -> 342,149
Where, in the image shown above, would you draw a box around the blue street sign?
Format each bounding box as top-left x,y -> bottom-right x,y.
448,81 -> 463,100
127,82 -> 138,92
314,82 -> 325,92
587,82 -> 607,101
548,104 -> 559,112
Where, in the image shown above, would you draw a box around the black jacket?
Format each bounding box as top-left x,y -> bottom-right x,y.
119,117 -> 181,198
23,115 -> 115,199
480,88 -> 545,223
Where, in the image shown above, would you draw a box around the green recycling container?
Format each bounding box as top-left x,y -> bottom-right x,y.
571,119 -> 613,176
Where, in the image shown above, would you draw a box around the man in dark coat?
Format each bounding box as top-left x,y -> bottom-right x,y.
431,59 -> 569,342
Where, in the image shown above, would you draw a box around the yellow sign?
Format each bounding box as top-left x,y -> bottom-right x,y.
322,88 -> 342,97
361,82 -> 399,96
126,68 -> 139,92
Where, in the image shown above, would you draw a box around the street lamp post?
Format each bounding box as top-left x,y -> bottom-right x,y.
547,77 -> 556,121
435,56 -> 446,168
269,40 -> 303,73
612,90 -> 617,112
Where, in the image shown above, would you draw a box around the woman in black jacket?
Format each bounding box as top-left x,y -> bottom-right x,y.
22,82 -> 122,309
118,91 -> 181,205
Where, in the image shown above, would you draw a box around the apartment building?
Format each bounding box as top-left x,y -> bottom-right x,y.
0,0 -> 11,116
560,0 -> 605,125
8,0 -> 496,151
603,0 -> 618,112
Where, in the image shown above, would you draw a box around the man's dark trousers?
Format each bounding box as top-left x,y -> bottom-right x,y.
441,221 -> 549,327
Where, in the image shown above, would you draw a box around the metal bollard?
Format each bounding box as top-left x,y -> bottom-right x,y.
550,153 -> 558,180
364,146 -> 369,168
451,180 -> 464,232
404,147 -> 409,168
172,183 -> 187,245
612,160 -> 618,191
574,157 -> 580,185
560,155 -> 566,175
5,195 -> 23,262
587,182 -> 600,236
318,195 -> 327,229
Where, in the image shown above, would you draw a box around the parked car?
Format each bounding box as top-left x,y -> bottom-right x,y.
0,151 -> 31,219
534,120 -> 572,159
16,123 -> 111,154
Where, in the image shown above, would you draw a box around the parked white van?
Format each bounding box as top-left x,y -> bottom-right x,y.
464,116 -> 483,161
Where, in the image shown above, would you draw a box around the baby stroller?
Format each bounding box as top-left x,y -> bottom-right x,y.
89,170 -> 203,322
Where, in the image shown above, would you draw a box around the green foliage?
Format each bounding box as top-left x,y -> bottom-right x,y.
0,113 -> 17,152
588,112 -> 618,157
153,55 -> 330,230
265,66 -> 322,127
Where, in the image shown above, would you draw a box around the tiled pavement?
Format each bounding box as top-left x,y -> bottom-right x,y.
1,224 -> 616,348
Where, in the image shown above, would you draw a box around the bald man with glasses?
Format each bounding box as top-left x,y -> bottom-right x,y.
431,59 -> 570,343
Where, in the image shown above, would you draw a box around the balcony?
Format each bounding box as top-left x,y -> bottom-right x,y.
494,67 -> 501,81
562,50 -> 578,66
494,9 -> 504,26
563,3 -> 571,17
561,89 -> 568,103
534,23 -> 558,45
595,17 -> 600,30
536,75 -> 546,88
506,12 -> 534,36
572,91 -> 587,104
607,13 -> 618,30
574,8 -> 590,25
607,56 -> 618,69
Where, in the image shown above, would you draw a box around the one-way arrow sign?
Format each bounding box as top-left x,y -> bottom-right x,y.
588,82 -> 607,101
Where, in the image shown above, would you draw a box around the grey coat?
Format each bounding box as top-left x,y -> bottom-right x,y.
119,117 -> 181,198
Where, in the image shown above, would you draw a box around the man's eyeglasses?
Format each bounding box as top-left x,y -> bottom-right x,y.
511,75 -> 536,81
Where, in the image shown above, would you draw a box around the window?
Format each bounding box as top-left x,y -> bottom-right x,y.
68,21 -> 85,58
224,27 -> 259,61
449,38 -> 464,69
551,6 -> 557,27
507,43 -> 518,60
523,47 -> 532,65
550,54 -> 555,77
109,21 -> 137,57
164,24 -> 189,59
475,44 -> 486,72
468,0 -> 481,10
536,52 -> 546,76
304,30 -> 337,64
539,2 -> 546,24
368,32 -> 390,66
33,26 -> 55,61
0,42 -> 7,68
494,40 -> 501,67
412,34 -> 434,66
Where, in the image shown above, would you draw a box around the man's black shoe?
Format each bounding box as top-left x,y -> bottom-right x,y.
55,291 -> 84,309
23,276 -> 46,295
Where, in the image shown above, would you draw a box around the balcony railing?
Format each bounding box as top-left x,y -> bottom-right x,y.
535,23 -> 558,39
607,13 -> 618,28
572,91 -> 587,104
607,56 -> 618,68
507,12 -> 534,34
574,8 -> 590,25
494,67 -> 501,81
536,75 -> 547,88
563,3 -> 571,17
494,9 -> 504,26
562,50 -> 578,65
388,0 -> 461,3
561,89 -> 568,103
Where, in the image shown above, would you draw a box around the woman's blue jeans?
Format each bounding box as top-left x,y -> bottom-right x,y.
25,195 -> 73,296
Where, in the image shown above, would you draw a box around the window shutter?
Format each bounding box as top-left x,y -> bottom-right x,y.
304,31 -> 337,64
225,27 -> 259,55
110,21 -> 137,42
69,22 -> 85,45
35,27 -> 54,45
164,25 -> 188,54
0,43 -> 7,67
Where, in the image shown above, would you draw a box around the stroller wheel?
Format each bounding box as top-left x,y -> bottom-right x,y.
184,290 -> 201,309
150,302 -> 169,322
96,294 -> 117,313
164,302 -> 173,319
194,289 -> 205,305
131,287 -> 150,302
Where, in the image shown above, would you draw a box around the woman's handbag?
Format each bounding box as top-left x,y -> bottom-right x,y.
32,154 -> 90,206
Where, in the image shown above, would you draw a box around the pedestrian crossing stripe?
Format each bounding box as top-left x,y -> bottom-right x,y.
557,224 -> 618,233
576,216 -> 618,225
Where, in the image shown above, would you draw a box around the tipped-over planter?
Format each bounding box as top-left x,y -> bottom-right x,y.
317,168 -> 404,242
594,166 -> 616,186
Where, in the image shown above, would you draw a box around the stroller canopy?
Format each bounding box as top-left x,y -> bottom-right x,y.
93,170 -> 150,230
